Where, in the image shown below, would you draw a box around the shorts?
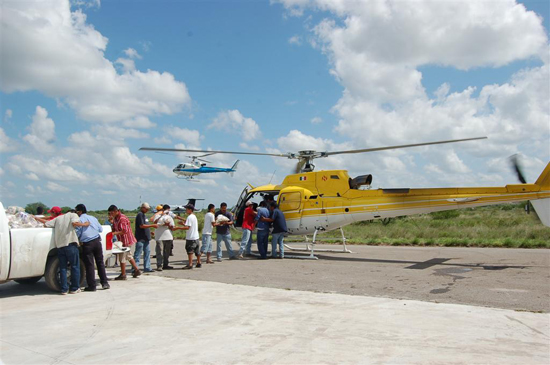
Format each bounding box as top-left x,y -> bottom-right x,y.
116,250 -> 131,264
186,239 -> 200,255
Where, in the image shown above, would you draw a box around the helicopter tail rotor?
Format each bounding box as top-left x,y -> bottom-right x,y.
509,154 -> 527,184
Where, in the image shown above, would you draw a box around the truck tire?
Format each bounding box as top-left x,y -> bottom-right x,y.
14,276 -> 43,285
44,256 -> 86,292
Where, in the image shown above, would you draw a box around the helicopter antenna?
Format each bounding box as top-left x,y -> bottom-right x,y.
268,170 -> 277,184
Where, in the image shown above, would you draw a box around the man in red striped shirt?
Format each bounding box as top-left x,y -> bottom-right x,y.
108,205 -> 141,280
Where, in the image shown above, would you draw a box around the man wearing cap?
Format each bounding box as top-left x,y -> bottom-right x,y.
134,202 -> 158,273
35,208 -> 89,294
108,205 -> 141,280
237,201 -> 257,259
181,204 -> 201,269
154,204 -> 186,270
75,204 -> 110,291
46,206 -> 63,220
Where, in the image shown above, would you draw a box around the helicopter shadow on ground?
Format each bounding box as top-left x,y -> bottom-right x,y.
313,254 -> 528,271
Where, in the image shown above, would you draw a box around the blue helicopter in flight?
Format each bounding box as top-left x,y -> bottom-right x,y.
140,148 -> 239,180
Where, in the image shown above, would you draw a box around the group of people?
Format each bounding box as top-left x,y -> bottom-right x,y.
34,199 -> 288,294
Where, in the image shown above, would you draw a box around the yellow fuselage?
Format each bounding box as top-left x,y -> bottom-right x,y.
246,164 -> 550,235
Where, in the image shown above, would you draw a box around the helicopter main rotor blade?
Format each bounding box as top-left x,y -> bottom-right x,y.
324,137 -> 487,156
140,147 -> 289,158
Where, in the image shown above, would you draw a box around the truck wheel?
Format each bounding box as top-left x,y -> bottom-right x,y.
14,276 -> 43,285
44,257 -> 86,292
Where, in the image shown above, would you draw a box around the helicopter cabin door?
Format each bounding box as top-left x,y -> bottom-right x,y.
233,186 -> 249,228
278,190 -> 304,234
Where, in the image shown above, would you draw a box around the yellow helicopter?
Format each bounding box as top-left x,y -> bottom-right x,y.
141,137 -> 550,259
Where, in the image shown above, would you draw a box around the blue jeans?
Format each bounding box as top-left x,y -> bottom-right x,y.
216,233 -> 234,260
271,232 -> 285,258
58,244 -> 80,293
201,234 -> 213,253
257,229 -> 269,259
134,239 -> 151,270
238,229 -> 253,256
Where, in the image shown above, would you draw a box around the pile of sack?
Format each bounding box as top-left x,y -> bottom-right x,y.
5,206 -> 43,229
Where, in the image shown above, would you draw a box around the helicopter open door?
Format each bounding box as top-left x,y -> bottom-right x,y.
233,186 -> 249,228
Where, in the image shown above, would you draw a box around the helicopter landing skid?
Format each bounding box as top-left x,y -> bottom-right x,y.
284,227 -> 353,257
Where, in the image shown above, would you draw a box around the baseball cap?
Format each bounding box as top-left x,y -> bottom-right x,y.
48,206 -> 62,214
141,202 -> 151,209
184,203 -> 195,211
156,205 -> 163,211
245,201 -> 252,206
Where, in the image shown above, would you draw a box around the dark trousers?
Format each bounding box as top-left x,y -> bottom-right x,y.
156,240 -> 173,268
82,237 -> 108,288
257,230 -> 269,259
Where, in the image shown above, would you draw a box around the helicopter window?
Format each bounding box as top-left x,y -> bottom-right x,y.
330,175 -> 340,179
309,195 -> 318,199
279,192 -> 301,211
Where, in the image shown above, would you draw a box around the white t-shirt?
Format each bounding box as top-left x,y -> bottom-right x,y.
202,212 -> 215,235
185,214 -> 199,240
155,215 -> 175,241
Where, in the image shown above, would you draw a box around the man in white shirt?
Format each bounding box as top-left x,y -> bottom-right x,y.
154,205 -> 185,270
201,203 -> 216,264
181,204 -> 201,269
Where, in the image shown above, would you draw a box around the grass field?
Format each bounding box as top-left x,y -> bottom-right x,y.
95,203 -> 550,249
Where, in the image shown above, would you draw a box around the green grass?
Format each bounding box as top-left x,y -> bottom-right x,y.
91,203 -> 550,248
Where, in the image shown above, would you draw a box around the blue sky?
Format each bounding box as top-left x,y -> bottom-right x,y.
1,0 -> 549,210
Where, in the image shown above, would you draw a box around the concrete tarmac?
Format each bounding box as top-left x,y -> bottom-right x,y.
1,274 -> 549,364
1,243 -> 549,364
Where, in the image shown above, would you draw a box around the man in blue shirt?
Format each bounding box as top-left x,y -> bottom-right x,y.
75,204 -> 109,291
262,202 -> 288,259
255,201 -> 271,259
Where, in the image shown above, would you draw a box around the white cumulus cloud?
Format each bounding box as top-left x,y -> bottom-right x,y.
209,110 -> 261,141
1,0 -> 191,124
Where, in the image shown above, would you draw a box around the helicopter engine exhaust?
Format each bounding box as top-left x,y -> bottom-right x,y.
349,174 -> 373,189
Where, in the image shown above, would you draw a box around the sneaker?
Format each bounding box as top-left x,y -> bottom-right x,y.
195,263 -> 202,268
144,269 -> 155,273
182,265 -> 193,270
102,283 -> 110,290
61,291 -> 68,295
229,256 -> 238,260
69,288 -> 81,294
216,258 -> 222,262
84,287 -> 96,292
237,254 -> 244,259
114,275 -> 127,281
132,269 -> 142,278
163,266 -> 174,270
155,267 -> 163,271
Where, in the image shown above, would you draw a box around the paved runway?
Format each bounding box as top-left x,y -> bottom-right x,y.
1,274 -> 549,364
148,242 -> 550,312
1,243 -> 549,364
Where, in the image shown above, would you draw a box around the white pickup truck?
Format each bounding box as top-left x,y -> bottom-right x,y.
0,202 -> 113,291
